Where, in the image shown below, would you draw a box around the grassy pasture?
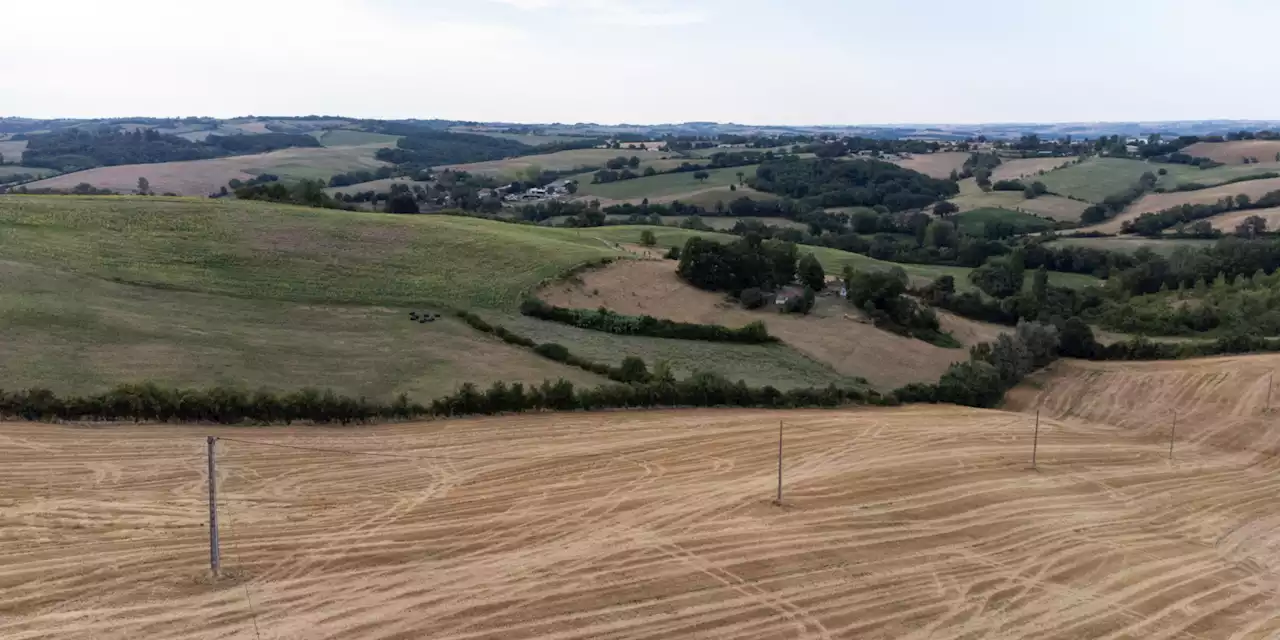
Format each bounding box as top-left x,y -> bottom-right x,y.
0,260 -> 603,399
323,177 -> 432,196
889,152 -> 969,179
588,226 -> 1098,291
575,165 -> 754,201
0,195 -> 621,310
497,314 -> 856,390
990,157 -> 1077,181
1036,157 -> 1280,202
317,129 -> 402,147
952,207 -> 1054,235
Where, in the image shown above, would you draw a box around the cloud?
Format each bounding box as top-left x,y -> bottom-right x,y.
489,0 -> 706,26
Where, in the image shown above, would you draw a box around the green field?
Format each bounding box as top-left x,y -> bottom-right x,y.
1045,236 -> 1217,256
1036,157 -> 1280,202
0,259 -> 603,399
317,129 -> 402,147
575,165 -> 755,201
952,207 -> 1054,236
588,226 -> 1099,291
497,315 -> 858,390
0,196 -> 621,310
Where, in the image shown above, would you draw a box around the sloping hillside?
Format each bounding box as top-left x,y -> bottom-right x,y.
1182,140 -> 1280,164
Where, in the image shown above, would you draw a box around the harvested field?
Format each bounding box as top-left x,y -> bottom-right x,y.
1182,140 -> 1280,164
441,148 -> 669,177
1197,206 -> 1280,233
1086,176 -> 1280,234
888,151 -> 968,178
14,386 -> 1280,638
990,156 -> 1077,181
1017,195 -> 1090,221
20,144 -> 390,196
323,177 -> 431,197
538,258 -> 999,389
0,139 -> 28,162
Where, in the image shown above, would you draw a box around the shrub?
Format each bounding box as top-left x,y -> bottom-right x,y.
665,245 -> 681,260
640,229 -> 657,246
740,287 -> 767,309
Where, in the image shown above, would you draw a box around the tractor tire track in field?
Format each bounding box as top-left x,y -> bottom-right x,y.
9,367 -> 1280,639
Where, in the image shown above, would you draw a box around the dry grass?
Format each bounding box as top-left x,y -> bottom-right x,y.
1182,140 -> 1280,164
13,374 -> 1280,638
21,145 -> 390,195
888,151 -> 969,178
0,139 -> 27,163
537,258 -> 1001,389
1198,206 -> 1280,232
440,148 -> 670,177
1089,176 -> 1280,234
991,156 -> 1076,181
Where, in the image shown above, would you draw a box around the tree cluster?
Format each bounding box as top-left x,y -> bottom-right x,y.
750,157 -> 958,211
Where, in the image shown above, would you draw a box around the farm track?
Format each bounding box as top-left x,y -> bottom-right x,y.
9,372 -> 1280,639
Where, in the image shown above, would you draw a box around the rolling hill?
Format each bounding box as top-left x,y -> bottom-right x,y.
1181,139 -> 1280,164
18,144 -> 393,196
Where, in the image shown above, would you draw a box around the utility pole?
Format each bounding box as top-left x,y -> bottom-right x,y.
1168,411 -> 1177,461
208,436 -> 221,578
1031,409 -> 1041,470
1259,371 -> 1269,414
775,421 -> 783,505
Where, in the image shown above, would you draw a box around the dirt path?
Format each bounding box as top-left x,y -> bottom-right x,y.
7,402 -> 1280,638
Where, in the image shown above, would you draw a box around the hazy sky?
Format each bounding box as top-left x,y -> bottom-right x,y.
2,0 -> 1277,125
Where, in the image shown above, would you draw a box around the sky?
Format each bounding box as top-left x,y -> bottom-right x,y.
2,0 -> 1278,126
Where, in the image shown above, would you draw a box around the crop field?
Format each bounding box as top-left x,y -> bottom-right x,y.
1045,235 -> 1215,255
1181,140 -> 1280,164
0,138 -> 28,161
574,165 -> 754,201
497,313 -> 858,390
316,129 -> 401,147
440,148 -> 670,177
20,144 -> 392,196
951,207 -> 1054,235
588,226 -> 1099,291
537,257 -> 1005,389
990,156 -> 1077,181
888,151 -> 968,178
323,177 -> 431,197
1086,176 -> 1280,233
16,362 -> 1280,639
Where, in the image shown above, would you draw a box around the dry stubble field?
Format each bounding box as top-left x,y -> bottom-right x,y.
12,351 -> 1280,639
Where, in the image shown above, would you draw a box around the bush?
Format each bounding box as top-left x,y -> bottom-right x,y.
664,245 -> 681,260
740,287 -> 767,309
640,229 -> 657,246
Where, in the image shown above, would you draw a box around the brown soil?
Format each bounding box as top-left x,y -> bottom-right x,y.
539,259 -> 1002,389
10,394 -> 1280,638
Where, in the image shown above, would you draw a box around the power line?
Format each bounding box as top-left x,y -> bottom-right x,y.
216,437 -> 546,462
217,461 -> 263,640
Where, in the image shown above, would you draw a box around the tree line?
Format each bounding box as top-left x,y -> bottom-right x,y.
21,128 -> 320,172
519,298 -> 776,343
